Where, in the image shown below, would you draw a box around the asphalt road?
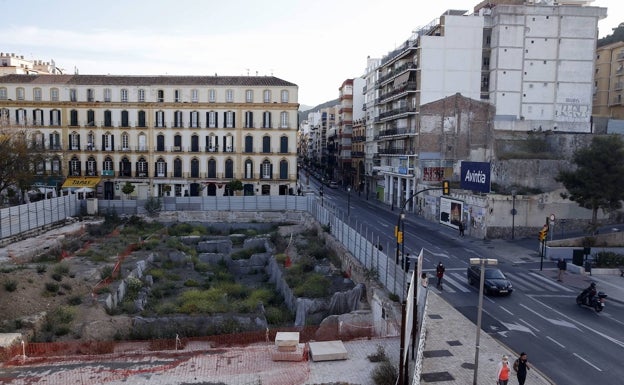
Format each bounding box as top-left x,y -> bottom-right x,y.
301,170 -> 624,385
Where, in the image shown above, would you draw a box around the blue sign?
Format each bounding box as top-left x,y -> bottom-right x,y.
460,162 -> 491,193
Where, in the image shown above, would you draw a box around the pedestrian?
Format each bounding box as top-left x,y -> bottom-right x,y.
513,352 -> 531,385
496,355 -> 511,385
421,272 -> 428,288
458,221 -> 465,237
557,258 -> 566,282
436,262 -> 445,290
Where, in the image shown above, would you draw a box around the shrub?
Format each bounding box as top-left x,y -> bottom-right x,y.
368,345 -> 388,362
293,274 -> 330,298
53,263 -> 70,276
371,360 -> 398,385
45,282 -> 60,293
4,280 -> 17,292
594,251 -> 624,268
51,273 -> 63,282
388,293 -> 400,302
36,265 -> 47,274
100,265 -> 114,280
184,279 -> 201,287
194,262 -> 211,273
67,295 -> 83,306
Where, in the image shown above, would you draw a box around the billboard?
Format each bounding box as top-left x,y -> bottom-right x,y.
460,161 -> 491,193
440,197 -> 463,228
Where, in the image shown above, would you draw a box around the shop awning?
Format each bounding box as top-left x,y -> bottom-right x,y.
61,177 -> 101,189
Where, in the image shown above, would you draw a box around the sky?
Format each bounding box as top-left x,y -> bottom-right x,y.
1,0 -> 622,107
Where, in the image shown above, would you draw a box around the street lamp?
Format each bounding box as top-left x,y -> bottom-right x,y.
511,189 -> 517,240
347,186 -> 351,217
469,257 -> 498,385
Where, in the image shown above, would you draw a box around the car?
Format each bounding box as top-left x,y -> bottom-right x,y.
329,181 -> 339,189
466,265 -> 513,295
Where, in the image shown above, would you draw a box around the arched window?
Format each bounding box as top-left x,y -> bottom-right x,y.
208,159 -> 217,178
86,156 -> 97,176
280,90 -> 289,103
225,159 -> 234,178
261,160 -> 272,179
156,158 -> 167,177
156,134 -> 165,152
262,136 -> 271,153
174,158 -> 183,178
280,136 -> 289,153
279,159 -> 288,179
280,112 -> 289,128
121,132 -> 129,151
104,110 -> 112,127
190,135 -> 199,152
121,110 -> 129,127
190,158 -> 199,178
244,159 -> 254,179
70,156 -> 81,176
136,157 -> 148,177
138,110 -> 146,127
245,135 -> 253,153
103,156 -> 113,175
120,157 -> 132,177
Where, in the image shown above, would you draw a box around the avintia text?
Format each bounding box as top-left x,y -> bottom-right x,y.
464,170 -> 487,184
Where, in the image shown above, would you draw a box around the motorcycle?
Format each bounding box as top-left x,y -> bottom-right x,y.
576,290 -> 608,312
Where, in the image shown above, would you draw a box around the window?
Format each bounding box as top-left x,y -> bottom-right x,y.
50,110 -> 61,126
263,111 -> 272,128
120,157 -> 132,177
137,157 -> 148,177
70,156 -> 81,176
279,160 -> 288,179
209,89 -> 216,102
103,157 -> 113,173
35,160 -> 45,175
244,159 -> 253,179
263,90 -> 271,103
155,111 -> 165,127
262,136 -> 271,153
87,110 -> 95,126
104,110 -> 112,127
226,89 -> 234,102
225,159 -> 234,178
208,159 -> 217,178
86,156 -> 97,176
190,135 -> 199,152
102,132 -> 114,151
156,158 -> 167,177
138,89 -> 145,102
104,88 -> 112,102
121,110 -> 129,127
174,89 -> 181,102
280,136 -> 288,153
121,132 -> 129,151
207,111 -> 218,128
173,134 -> 182,151
121,89 -> 128,102
280,112 -> 289,128
69,88 -> 77,102
70,110 -> 79,126
138,133 -> 147,151
0,87 -> 6,100
33,109 -> 43,126
87,88 -> 94,102
206,134 -> 218,152
280,90 -> 289,103
246,90 -> 253,103
224,135 -> 234,152
157,89 -> 164,102
51,157 -> 61,174
138,110 -> 146,127
190,158 -> 199,178
245,136 -> 253,153
49,132 -> 60,150
50,88 -> 59,101
261,160 -> 272,179
33,88 -> 42,101
87,131 -> 95,150
156,134 -> 165,151
225,111 -> 235,128
174,111 -> 183,127
245,111 -> 254,128
16,87 -> 25,100
191,89 -> 199,102
174,158 -> 183,177
32,132 -> 44,149
190,111 -> 199,128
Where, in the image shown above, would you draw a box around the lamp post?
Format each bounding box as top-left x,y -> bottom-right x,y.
469,257 -> 498,385
319,186 -> 324,207
511,189 -> 517,240
347,186 -> 351,217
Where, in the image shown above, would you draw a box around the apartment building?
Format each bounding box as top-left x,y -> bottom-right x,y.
593,41 -> 624,130
0,52 -> 62,75
0,73 -> 299,199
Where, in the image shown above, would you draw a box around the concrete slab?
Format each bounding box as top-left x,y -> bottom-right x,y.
275,331 -> 299,351
0,333 -> 22,348
270,343 -> 305,361
308,340 -> 348,362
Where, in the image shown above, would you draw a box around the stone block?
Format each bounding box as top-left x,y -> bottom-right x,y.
308,340 -> 348,362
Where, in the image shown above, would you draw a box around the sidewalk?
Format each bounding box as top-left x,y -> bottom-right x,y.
421,291 -> 554,385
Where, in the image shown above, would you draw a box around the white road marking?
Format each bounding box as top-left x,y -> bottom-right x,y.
445,273 -> 471,292
547,336 -> 566,349
528,271 -> 574,292
573,353 -> 602,371
499,305 -> 514,316
519,303 -> 580,330
519,317 -> 540,333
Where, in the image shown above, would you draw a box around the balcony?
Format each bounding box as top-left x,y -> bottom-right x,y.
376,82 -> 418,104
376,147 -> 416,155
377,106 -> 418,122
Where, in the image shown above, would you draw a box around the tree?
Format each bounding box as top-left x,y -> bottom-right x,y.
121,182 -> 135,198
556,135 -> 624,229
227,179 -> 244,196
0,129 -> 47,203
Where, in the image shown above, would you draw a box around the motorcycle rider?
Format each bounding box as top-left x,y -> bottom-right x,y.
580,282 -> 597,305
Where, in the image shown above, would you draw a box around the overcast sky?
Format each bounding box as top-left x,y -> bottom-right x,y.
1,0 -> 621,107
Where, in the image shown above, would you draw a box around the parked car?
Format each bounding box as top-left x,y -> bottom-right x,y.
466,265 -> 513,295
329,181 -> 339,189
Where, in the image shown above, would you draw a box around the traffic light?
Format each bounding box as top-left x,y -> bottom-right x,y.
538,226 -> 548,241
397,231 -> 404,244
442,180 -> 450,195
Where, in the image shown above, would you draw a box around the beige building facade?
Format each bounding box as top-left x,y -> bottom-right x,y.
0,73 -> 299,199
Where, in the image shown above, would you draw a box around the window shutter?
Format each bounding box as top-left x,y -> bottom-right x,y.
111,136 -> 115,151
102,135 -> 105,151
215,112 -> 218,128
154,162 -> 158,177
270,164 -> 273,179
77,135 -> 81,150
233,112 -> 235,127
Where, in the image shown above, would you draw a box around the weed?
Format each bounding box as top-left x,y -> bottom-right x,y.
4,280 -> 17,292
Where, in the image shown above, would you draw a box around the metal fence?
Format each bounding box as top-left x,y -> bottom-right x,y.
0,195 -> 80,241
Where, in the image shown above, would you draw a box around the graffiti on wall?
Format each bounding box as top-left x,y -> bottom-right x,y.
555,98 -> 589,121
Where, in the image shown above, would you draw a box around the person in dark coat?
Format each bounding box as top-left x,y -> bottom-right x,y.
513,352 -> 531,385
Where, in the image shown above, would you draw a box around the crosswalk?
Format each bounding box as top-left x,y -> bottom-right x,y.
423,270 -> 575,294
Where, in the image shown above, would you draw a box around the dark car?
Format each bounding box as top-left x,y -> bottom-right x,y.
466,265 -> 513,295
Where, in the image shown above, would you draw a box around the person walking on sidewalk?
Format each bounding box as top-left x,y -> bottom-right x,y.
436,262 -> 445,290
513,352 -> 531,385
496,355 -> 511,385
557,258 -> 567,282
458,221 -> 465,237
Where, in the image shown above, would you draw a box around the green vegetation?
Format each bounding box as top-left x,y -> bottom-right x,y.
231,245 -> 266,260
34,306 -> 76,341
593,251 -> 624,268
3,280 -> 17,292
